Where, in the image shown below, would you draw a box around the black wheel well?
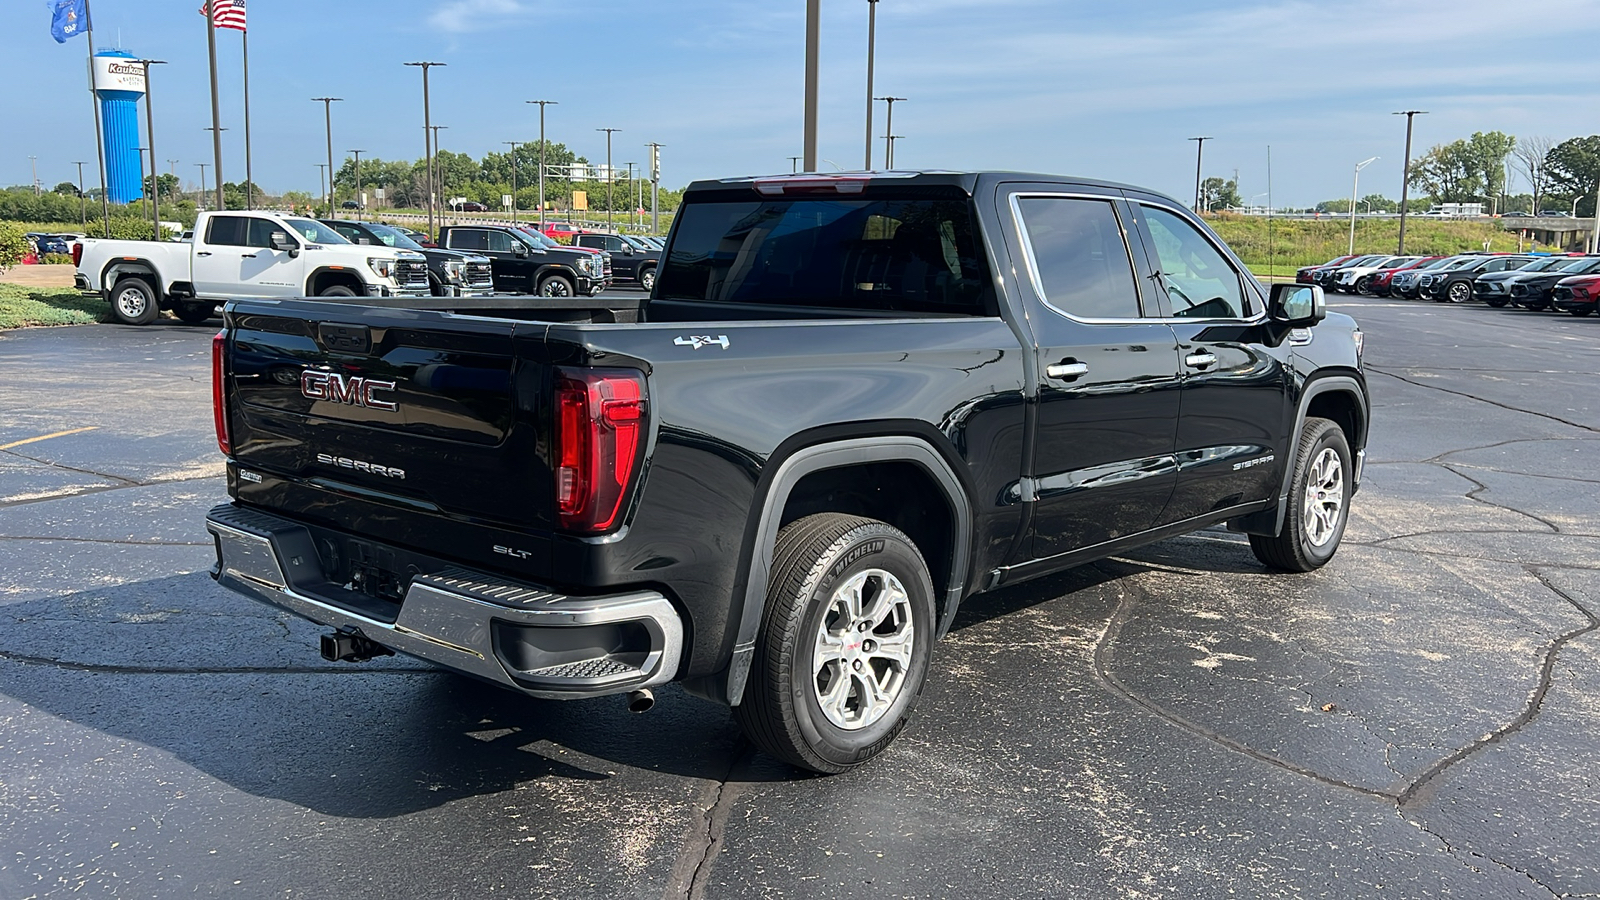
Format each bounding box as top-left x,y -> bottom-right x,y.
1306,389 -> 1363,449
779,461 -> 955,613
307,269 -> 364,295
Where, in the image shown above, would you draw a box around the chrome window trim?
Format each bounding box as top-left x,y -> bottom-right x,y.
1131,200 -> 1268,326
1007,191 -> 1155,324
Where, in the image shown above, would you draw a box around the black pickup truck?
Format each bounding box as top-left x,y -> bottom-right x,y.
437,224 -> 609,297
206,171 -> 1368,773
573,232 -> 661,290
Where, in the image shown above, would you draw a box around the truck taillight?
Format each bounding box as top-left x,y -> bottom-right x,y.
71,242 -> 83,267
212,331 -> 231,456
554,368 -> 646,533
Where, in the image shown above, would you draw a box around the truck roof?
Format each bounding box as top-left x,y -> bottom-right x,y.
683,169 -> 1158,199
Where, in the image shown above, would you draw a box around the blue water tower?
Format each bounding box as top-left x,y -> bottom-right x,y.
92,50 -> 146,204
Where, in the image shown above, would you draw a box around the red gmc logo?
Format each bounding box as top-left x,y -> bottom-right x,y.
300,371 -> 398,412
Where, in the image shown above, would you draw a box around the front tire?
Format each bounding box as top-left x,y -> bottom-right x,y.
734,513 -> 936,774
538,275 -> 574,297
319,284 -> 357,297
1447,281 -> 1472,304
1486,298 -> 1508,308
639,267 -> 657,292
1250,417 -> 1352,572
109,277 -> 160,326
1355,275 -> 1374,295
1569,307 -> 1593,317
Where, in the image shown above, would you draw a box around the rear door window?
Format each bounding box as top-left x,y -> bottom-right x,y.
206,216 -> 249,247
1013,196 -> 1143,319
449,230 -> 488,252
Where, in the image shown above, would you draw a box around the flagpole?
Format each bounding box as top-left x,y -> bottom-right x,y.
241,23 -> 253,210
205,2 -> 224,210
82,0 -> 110,235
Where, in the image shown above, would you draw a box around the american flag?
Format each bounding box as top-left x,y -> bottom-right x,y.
200,0 -> 247,31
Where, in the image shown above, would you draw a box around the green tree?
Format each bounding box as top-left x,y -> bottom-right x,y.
1409,131 -> 1515,205
1544,135 -> 1600,217
1199,177 -> 1241,211
0,221 -> 30,270
140,172 -> 181,201
53,181 -> 81,196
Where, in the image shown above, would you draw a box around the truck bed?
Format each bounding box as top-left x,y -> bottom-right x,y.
258,294 -> 646,323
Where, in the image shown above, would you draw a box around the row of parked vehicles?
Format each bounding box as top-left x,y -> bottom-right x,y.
71,209 -> 664,325
1295,251 -> 1600,316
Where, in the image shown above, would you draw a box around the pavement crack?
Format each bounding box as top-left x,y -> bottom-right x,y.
0,447 -> 143,486
1439,463 -> 1563,533
0,535 -> 211,547
1397,566 -> 1600,810
0,475 -> 218,510
663,740 -> 752,900
1366,366 -> 1600,435
1407,815 -> 1563,898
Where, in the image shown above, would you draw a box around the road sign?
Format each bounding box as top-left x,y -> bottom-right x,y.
572,190 -> 588,211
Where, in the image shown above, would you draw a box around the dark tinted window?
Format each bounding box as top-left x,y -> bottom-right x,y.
245,218 -> 282,249
206,216 -> 249,247
657,191 -> 994,315
449,229 -> 488,252
485,230 -> 516,253
1015,197 -> 1141,319
1142,205 -> 1249,319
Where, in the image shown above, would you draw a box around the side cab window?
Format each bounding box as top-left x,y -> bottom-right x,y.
1137,205 -> 1252,319
205,216 -> 249,247
448,230 -> 487,252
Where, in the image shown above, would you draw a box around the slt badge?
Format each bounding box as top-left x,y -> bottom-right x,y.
674,335 -> 730,351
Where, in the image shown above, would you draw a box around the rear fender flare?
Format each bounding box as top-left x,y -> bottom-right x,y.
102,260 -> 163,300
722,435 -> 973,707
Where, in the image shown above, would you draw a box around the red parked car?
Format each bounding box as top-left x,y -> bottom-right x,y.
1368,256 -> 1442,297
540,221 -> 580,241
1550,274 -> 1600,316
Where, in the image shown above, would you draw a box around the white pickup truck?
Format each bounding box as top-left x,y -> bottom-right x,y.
74,210 -> 431,325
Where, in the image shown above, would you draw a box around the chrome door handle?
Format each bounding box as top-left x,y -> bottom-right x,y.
1185,352 -> 1218,369
1045,361 -> 1089,380
241,253 -> 258,258
196,251 -> 212,257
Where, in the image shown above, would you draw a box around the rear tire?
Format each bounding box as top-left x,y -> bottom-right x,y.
1486,298 -> 1508,308
173,300 -> 215,324
1447,281 -> 1472,303
538,275 -> 574,297
109,277 -> 160,326
1250,417 -> 1352,573
734,513 -> 936,774
1355,275 -> 1374,295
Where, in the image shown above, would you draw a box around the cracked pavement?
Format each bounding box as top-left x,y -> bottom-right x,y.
2,301 -> 1598,898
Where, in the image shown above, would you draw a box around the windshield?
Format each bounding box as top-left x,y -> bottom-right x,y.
1416,257 -> 1452,269
1440,257 -> 1483,271
284,218 -> 349,245
1564,257 -> 1600,274
620,234 -> 652,251
363,223 -> 425,252
1516,257 -> 1574,273
524,229 -> 560,249
657,191 -> 995,314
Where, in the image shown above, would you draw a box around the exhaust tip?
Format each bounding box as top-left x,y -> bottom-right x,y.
626,688 -> 655,713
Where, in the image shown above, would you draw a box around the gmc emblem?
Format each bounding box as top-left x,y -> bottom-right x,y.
300,371 -> 398,412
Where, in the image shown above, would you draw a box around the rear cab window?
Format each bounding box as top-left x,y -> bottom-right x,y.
656,186 -> 996,316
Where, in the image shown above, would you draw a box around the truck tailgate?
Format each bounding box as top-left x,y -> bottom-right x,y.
224,300 -> 556,533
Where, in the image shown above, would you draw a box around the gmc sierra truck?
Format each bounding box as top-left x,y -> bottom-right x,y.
205,171 -> 1368,774
75,210 -> 431,325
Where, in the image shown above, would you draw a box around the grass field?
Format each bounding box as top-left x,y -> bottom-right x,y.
1205,214 -> 1539,271
0,284 -> 106,329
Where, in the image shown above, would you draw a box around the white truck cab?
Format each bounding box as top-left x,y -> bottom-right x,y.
75,210 -> 430,325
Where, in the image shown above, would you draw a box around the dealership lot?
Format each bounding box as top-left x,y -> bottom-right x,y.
1,299 -> 1597,898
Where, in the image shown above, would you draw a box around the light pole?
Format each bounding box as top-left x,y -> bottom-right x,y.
136,56 -> 168,235
312,98 -> 342,214
626,162 -> 637,227
315,164 -> 327,214
73,161 -> 88,227
876,97 -> 906,169
1348,156 -> 1379,255
647,142 -> 663,234
804,0 -> 820,172
598,127 -> 620,230
430,126 -> 448,217
864,0 -> 879,171
788,156 -> 802,173
29,156 -> 39,196
503,140 -> 522,224
1188,136 -> 1211,212
195,162 -> 209,211
885,135 -> 904,169
349,149 -> 365,218
404,62 -> 446,238
527,100 -> 558,229
1393,110 -> 1427,253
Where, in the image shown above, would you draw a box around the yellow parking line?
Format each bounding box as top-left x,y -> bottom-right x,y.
0,426 -> 99,452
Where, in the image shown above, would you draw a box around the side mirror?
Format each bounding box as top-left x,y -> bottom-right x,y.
1269,283 -> 1325,326
622,245 -> 635,255
271,231 -> 299,257
513,243 -> 528,258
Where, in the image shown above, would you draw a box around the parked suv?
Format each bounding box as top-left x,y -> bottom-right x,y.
322,219 -> 495,297
1418,255 -> 1533,303
438,224 -> 608,296
573,232 -> 661,290
1551,275 -> 1600,316
1509,255 -> 1600,310
1475,255 -> 1587,307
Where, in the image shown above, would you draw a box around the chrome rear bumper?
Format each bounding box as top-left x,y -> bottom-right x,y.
205,504 -> 682,699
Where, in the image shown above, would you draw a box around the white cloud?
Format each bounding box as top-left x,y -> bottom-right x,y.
426,0 -> 526,34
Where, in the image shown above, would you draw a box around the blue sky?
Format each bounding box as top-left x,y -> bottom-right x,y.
8,0 -> 1600,207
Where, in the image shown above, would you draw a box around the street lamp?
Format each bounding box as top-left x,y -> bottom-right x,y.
349,149 -> 365,218
788,156 -> 802,173
404,62 -> 446,238
1349,156 -> 1379,255
503,140 -> 522,224
647,142 -> 663,233
134,60 -> 168,237
597,127 -> 620,230
864,0 -> 880,171
315,163 -> 327,214
1250,191 -> 1270,215
884,135 -> 904,169
72,161 -> 88,227
429,126 -> 448,216
1188,137 -> 1211,212
312,98 -> 342,214
1393,110 -> 1427,253
195,162 -> 209,211
875,97 -> 906,169
527,100 -> 558,229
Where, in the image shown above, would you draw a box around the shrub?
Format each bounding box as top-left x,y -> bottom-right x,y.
0,222 -> 29,271
42,253 -> 74,265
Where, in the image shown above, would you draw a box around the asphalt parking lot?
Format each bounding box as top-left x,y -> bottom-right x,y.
2,296 -> 1597,899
